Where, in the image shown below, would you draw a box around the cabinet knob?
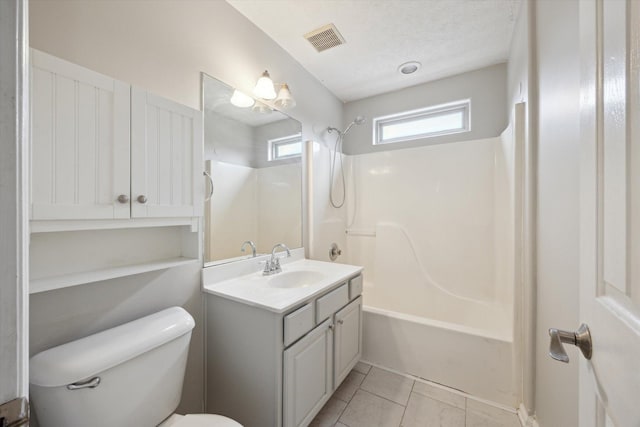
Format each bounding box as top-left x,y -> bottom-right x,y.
117,194 -> 129,204
137,195 -> 148,204
337,319 -> 344,325
328,324 -> 334,330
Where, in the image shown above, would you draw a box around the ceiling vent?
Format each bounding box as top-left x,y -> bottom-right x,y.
304,23 -> 346,52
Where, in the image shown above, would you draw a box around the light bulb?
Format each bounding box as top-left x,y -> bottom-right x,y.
230,90 -> 255,108
274,83 -> 296,109
253,70 -> 277,100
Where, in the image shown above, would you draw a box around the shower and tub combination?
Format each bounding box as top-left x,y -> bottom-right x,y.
320,111 -> 524,407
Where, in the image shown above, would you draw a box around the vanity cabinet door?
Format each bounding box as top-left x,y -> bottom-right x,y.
283,319 -> 333,427
130,88 -> 203,218
31,49 -> 131,220
334,296 -> 362,387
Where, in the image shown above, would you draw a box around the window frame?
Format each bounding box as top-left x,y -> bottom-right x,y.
373,99 -> 471,146
268,133 -> 303,161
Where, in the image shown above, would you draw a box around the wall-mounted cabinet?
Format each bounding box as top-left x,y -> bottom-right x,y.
29,49 -> 203,293
31,49 -> 203,223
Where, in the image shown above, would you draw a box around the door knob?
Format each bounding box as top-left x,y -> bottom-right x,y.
548,323 -> 592,363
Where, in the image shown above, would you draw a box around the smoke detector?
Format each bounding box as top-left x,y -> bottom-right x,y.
304,23 -> 346,52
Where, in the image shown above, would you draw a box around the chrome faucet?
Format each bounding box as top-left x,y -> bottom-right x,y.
263,243 -> 291,275
240,240 -> 257,258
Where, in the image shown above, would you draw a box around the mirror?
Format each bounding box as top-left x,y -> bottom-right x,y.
202,74 -> 303,265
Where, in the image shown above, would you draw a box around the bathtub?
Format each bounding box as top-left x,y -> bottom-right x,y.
362,303 -> 518,407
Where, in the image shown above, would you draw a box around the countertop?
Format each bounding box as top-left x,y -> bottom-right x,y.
202,256 -> 363,313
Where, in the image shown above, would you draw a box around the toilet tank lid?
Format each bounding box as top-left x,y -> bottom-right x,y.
30,307 -> 195,387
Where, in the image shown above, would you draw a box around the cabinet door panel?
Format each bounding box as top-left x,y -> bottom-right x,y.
334,296 -> 362,387
283,319 -> 333,427
31,49 -> 130,219
131,88 -> 203,218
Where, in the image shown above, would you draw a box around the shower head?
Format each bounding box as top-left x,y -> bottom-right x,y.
342,115 -> 366,135
327,116 -> 366,136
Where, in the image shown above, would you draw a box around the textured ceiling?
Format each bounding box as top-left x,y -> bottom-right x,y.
226,0 -> 520,102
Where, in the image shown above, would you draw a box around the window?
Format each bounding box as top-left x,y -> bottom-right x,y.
373,100 -> 470,145
268,133 -> 302,161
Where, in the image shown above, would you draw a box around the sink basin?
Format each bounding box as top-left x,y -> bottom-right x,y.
268,270 -> 326,289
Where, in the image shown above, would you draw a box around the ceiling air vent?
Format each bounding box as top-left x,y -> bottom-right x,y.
304,23 -> 346,52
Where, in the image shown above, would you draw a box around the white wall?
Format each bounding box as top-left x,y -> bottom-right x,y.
534,1 -> 580,426
28,0 -> 344,415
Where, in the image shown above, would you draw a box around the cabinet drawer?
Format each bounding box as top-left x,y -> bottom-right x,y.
284,303 -> 315,347
349,275 -> 363,299
316,284 -> 348,323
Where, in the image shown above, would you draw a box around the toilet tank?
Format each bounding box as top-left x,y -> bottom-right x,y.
30,307 -> 196,427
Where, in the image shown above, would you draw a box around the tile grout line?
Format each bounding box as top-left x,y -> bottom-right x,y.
397,379 -> 416,427
333,367 -> 370,426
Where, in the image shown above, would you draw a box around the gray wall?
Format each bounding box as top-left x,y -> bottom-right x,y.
534,0 -> 580,425
28,0 -> 343,416
342,63 -> 508,155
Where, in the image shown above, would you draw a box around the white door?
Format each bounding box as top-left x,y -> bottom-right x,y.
579,1 -> 640,425
334,296 -> 362,387
131,88 -> 203,218
30,49 -> 131,220
283,319 -> 333,427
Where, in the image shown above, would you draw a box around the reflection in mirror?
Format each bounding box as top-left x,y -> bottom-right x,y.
202,74 -> 302,265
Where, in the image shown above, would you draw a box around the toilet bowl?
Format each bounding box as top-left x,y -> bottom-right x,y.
29,307 -> 241,427
160,414 -> 241,427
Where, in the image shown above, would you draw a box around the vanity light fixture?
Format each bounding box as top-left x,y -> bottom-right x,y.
253,70 -> 277,100
274,83 -> 296,109
230,89 -> 255,108
253,70 -> 297,110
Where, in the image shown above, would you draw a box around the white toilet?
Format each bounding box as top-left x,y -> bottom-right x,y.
29,307 -> 241,427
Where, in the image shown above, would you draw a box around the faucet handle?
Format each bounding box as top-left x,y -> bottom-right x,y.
272,257 -> 282,273
261,259 -> 272,274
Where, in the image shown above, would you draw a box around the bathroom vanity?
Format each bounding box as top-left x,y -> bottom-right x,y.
202,251 -> 363,427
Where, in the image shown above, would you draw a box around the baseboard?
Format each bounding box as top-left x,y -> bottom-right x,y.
517,403 -> 540,427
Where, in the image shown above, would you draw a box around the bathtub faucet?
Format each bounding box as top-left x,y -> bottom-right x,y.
263,243 -> 291,275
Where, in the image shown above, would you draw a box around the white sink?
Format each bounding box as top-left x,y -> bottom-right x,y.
268,270 -> 326,289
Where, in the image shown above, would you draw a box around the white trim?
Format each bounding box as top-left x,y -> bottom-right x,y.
372,99 -> 471,146
268,132 -> 302,161
0,0 -> 29,402
517,403 -> 540,427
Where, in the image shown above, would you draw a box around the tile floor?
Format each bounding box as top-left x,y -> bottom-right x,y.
310,362 -> 521,427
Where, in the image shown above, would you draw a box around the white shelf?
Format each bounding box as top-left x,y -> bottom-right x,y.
30,257 -> 199,294
30,217 -> 199,233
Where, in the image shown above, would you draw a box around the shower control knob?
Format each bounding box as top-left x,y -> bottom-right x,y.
329,243 -> 342,261
117,194 -> 129,204
137,195 -> 148,204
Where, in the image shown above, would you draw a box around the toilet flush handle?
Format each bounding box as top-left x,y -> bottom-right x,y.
67,376 -> 101,391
